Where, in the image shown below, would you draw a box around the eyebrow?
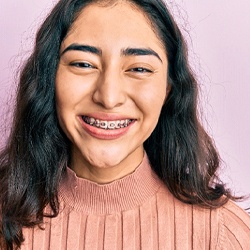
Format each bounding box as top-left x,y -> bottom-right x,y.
121,47 -> 162,63
61,44 -> 102,56
61,43 -> 162,63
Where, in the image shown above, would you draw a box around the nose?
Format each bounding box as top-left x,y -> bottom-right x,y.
92,69 -> 126,109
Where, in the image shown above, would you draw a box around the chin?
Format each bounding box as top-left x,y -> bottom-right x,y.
90,159 -> 121,169
82,147 -> 129,168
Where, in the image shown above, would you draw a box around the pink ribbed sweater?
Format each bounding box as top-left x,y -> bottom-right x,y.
21,155 -> 250,249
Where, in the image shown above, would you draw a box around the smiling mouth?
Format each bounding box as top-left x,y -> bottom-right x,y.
82,116 -> 134,130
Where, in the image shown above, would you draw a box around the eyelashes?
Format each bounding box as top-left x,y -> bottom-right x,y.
126,67 -> 153,73
69,62 -> 97,69
67,57 -> 156,79
70,62 -> 153,74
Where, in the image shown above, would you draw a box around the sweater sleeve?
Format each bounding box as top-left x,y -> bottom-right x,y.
218,200 -> 250,249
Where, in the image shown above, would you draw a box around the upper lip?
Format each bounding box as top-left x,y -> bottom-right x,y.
80,113 -> 136,121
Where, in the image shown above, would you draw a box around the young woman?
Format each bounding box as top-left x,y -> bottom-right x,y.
1,0 -> 249,249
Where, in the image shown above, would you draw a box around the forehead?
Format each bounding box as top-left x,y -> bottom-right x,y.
61,1 -> 166,58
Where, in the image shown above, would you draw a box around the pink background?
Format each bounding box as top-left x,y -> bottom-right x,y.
0,0 -> 249,208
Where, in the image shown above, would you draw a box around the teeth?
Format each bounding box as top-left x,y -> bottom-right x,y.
115,120 -> 121,129
82,116 -> 133,130
108,121 -> 116,129
89,117 -> 95,125
100,121 -> 108,129
120,120 -> 125,128
94,119 -> 100,127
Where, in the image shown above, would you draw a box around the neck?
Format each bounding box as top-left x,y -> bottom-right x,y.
70,147 -> 144,184
60,153 -> 162,214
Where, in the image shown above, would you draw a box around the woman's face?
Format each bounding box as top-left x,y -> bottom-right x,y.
56,1 -> 169,176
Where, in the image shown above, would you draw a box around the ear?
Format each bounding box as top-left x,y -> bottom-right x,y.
166,82 -> 172,96
164,77 -> 172,103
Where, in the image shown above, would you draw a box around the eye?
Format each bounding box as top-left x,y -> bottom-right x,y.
128,67 -> 153,73
70,62 -> 96,69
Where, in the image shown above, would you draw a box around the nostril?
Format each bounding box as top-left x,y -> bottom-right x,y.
91,73 -> 126,109
92,87 -> 126,109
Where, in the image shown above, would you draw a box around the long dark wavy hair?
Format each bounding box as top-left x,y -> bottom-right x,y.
0,0 -> 238,249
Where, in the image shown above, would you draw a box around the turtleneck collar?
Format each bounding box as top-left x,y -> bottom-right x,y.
59,154 -> 162,214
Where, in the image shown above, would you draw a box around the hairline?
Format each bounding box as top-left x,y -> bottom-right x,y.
61,0 -> 167,55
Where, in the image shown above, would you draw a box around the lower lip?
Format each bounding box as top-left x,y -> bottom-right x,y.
78,117 -> 135,140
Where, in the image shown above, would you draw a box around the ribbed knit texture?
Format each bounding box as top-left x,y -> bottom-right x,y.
21,155 -> 250,249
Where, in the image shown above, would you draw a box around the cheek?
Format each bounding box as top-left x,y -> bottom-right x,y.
54,72 -> 76,131
55,81 -> 78,108
134,80 -> 167,115
55,69 -> 71,109
55,83 -> 79,143
55,70 -> 88,111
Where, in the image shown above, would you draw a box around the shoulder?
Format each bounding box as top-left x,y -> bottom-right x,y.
216,200 -> 250,249
155,185 -> 250,249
